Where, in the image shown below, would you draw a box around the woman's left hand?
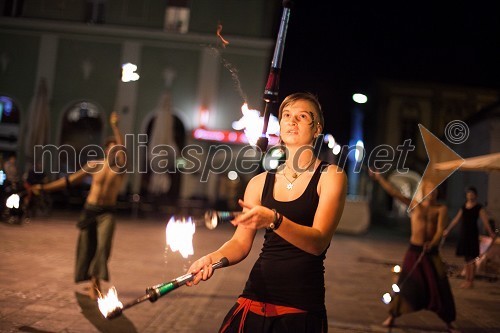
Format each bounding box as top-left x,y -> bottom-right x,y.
231,199 -> 275,230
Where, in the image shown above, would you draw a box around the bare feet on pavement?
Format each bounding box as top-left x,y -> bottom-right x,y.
382,316 -> 394,327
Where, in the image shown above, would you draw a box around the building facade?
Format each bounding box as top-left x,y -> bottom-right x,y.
0,0 -> 280,210
368,79 -> 499,225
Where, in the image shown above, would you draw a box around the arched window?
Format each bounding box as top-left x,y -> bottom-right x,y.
140,114 -> 185,200
60,101 -> 103,172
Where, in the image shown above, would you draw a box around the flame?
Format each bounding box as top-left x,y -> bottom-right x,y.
231,103 -> 280,146
217,23 -> 230,47
166,216 -> 196,259
98,286 -> 123,318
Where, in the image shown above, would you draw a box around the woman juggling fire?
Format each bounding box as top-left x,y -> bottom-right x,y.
186,92 -> 347,333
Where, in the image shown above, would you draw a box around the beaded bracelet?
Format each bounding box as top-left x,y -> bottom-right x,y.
268,208 -> 283,231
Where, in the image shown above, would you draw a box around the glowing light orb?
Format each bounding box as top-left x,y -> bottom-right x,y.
382,292 -> 392,304
355,140 -> 364,162
6,193 -> 20,209
352,93 -> 367,104
332,144 -> 341,155
227,170 -> 238,181
121,63 -> 140,82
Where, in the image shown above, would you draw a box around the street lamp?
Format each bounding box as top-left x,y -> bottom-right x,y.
352,93 -> 367,104
348,92 -> 367,196
121,63 -> 140,82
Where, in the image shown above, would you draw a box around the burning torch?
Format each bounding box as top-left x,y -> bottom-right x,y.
204,210 -> 243,230
99,257 -> 229,319
255,0 -> 293,152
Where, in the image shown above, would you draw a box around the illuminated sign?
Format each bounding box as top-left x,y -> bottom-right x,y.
193,128 -> 279,146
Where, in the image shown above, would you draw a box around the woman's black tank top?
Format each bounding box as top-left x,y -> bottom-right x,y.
240,160 -> 329,313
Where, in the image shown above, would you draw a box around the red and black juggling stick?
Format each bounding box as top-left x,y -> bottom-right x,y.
256,0 -> 293,152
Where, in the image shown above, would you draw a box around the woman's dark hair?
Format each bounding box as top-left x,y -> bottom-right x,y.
278,92 -> 324,130
466,186 -> 478,195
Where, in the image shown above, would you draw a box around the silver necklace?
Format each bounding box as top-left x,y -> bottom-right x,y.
281,159 -> 316,190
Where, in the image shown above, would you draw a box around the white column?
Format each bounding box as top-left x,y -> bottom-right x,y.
195,47 -> 220,129
115,41 -> 141,135
35,34 -> 58,97
27,35 -> 58,168
114,41 -> 141,194
180,47 -> 221,200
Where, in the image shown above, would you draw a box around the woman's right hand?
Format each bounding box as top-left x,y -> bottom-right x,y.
231,199 -> 275,230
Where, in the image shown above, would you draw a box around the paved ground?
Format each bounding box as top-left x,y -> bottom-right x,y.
0,210 -> 499,333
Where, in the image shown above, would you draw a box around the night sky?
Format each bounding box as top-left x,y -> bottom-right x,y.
276,1 -> 500,144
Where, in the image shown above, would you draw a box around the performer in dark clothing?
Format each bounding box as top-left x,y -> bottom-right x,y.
186,92 -> 347,333
33,111 -> 125,300
74,204 -> 116,283
369,171 -> 460,333
444,186 -> 495,288
390,244 -> 456,324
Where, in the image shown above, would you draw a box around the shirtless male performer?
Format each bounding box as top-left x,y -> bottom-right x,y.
33,111 -> 126,299
369,170 -> 460,333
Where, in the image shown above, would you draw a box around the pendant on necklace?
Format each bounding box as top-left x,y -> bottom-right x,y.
287,183 -> 294,190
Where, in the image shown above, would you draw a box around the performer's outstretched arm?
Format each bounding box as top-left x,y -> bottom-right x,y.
369,170 -> 411,207
31,168 -> 88,195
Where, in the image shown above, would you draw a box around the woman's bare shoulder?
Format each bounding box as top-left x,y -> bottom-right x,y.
320,163 -> 347,179
248,170 -> 269,187
243,170 -> 269,202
